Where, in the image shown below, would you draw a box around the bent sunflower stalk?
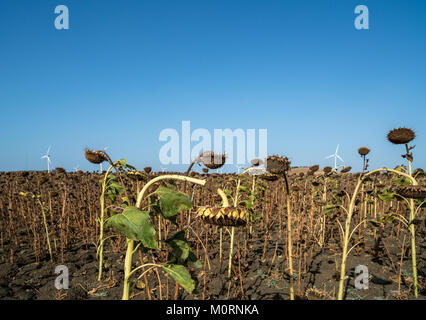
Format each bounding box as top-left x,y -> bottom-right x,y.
121,174 -> 230,300
338,168 -> 419,300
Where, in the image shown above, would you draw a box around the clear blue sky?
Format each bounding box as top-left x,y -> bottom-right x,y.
1,0 -> 425,173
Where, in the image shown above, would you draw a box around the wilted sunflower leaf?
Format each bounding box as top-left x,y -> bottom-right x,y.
165,231 -> 190,263
106,206 -> 158,249
186,251 -> 202,269
377,190 -> 395,202
154,186 -> 193,222
162,264 -> 195,294
392,177 -> 411,186
238,186 -> 250,193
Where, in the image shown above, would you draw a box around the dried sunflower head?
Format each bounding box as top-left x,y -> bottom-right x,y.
196,206 -> 248,227
396,185 -> 426,199
127,171 -> 146,181
413,168 -> 424,177
309,165 -> 319,173
323,166 -> 332,174
341,166 -> 352,173
144,166 -> 152,174
358,147 -> 370,156
85,148 -> 107,164
266,155 -> 290,175
56,167 -> 66,174
200,151 -> 227,169
387,128 -> 416,145
250,158 -> 263,167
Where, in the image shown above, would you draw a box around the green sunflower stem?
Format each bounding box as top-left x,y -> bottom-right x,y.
121,174 -> 229,300
98,165 -> 114,281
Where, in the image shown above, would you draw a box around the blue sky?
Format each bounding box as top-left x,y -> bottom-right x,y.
0,0 -> 425,173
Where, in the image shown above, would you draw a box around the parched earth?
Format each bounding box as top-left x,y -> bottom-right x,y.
1,227 -> 425,300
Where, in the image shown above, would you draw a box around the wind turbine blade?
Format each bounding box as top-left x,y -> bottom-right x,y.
337,155 -> 344,162
47,146 -> 51,155
335,144 -> 339,154
325,155 -> 334,159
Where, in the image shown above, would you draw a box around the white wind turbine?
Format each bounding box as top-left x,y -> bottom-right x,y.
325,144 -> 344,170
99,146 -> 109,172
41,146 -> 52,173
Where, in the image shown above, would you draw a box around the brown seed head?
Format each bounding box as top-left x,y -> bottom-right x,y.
56,167 -> 66,174
387,128 -> 415,145
127,171 -> 146,181
358,147 -> 370,156
144,166 -> 152,174
85,148 -> 107,164
323,166 -> 332,174
200,151 -> 226,169
309,165 -> 319,173
196,206 -> 248,227
396,185 -> 426,199
266,155 -> 291,175
341,166 -> 352,173
250,158 -> 263,167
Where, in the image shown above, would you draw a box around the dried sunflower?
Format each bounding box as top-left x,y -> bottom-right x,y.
266,155 -> 290,175
196,206 -> 248,227
358,147 -> 370,156
85,148 -> 107,164
387,128 -> 415,145
396,185 -> 426,199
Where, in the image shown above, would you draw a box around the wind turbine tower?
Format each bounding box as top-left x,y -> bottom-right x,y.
325,144 -> 344,170
41,146 -> 52,173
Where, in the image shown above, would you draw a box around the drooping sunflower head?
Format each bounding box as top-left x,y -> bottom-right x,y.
387,128 -> 416,145
341,166 -> 352,173
250,158 -> 263,167
396,185 -> 426,199
127,171 -> 146,181
200,151 -> 227,169
266,155 -> 291,175
196,206 -> 248,227
84,148 -> 107,164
